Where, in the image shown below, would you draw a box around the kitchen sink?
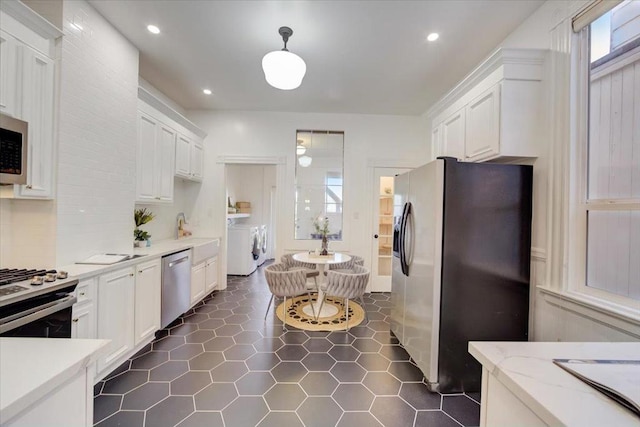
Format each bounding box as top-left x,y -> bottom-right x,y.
183,238 -> 220,265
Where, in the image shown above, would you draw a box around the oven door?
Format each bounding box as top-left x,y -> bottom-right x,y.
0,290 -> 76,338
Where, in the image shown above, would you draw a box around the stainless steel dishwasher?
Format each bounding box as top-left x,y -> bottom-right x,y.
161,250 -> 191,328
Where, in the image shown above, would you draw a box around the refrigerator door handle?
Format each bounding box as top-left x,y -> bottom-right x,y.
399,202 -> 411,276
404,204 -> 415,270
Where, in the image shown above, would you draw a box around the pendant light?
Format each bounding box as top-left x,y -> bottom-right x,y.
296,139 -> 306,156
262,26 -> 306,90
298,155 -> 312,167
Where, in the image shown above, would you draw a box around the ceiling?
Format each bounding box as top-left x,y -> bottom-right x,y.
88,0 -> 544,115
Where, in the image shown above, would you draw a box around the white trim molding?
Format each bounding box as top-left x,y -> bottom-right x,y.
138,87 -> 207,139
539,286 -> 640,338
217,155 -> 285,165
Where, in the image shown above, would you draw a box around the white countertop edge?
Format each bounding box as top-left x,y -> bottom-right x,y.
0,338 -> 110,424
469,341 -> 640,427
58,237 -> 221,280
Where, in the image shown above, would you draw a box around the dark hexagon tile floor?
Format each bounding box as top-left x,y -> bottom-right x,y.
94,263 -> 480,426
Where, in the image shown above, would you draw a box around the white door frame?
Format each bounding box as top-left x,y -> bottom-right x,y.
217,155 -> 286,289
366,159 -> 417,292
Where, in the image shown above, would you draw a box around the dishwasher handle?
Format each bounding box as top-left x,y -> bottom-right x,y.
168,256 -> 189,268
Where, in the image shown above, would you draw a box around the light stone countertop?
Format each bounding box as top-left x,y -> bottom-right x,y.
58,237 -> 221,280
468,341 -> 640,427
0,338 -> 110,424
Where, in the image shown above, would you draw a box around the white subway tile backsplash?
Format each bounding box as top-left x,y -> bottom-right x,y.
55,0 -> 139,266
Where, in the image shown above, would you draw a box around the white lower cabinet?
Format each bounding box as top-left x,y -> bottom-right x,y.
134,259 -> 161,345
71,278 -> 97,339
97,267 -> 135,375
191,261 -> 206,305
205,256 -> 218,293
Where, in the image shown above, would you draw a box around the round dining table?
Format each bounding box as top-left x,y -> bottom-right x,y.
292,252 -> 351,318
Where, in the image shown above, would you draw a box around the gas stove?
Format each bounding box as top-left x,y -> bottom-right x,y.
0,268 -> 78,307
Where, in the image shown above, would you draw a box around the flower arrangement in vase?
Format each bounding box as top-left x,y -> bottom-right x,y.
313,216 -> 330,255
134,208 -> 155,247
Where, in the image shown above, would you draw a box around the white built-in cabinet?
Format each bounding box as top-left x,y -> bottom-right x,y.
429,48 -> 546,163
205,257 -> 218,293
97,267 -> 135,375
0,3 -> 60,199
136,111 -> 175,203
175,133 -> 204,181
136,87 -> 206,205
190,261 -> 206,305
71,278 -> 97,340
191,256 -> 218,306
134,259 -> 161,345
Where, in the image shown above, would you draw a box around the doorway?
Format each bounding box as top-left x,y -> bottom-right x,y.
371,167 -> 410,291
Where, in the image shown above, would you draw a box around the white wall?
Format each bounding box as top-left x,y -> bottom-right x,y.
187,110 -> 429,287
55,0 -> 139,266
495,0 -> 639,342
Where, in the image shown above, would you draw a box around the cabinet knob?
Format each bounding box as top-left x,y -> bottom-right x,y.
155,196 -> 161,200
139,270 -> 143,273
80,292 -> 86,296
26,185 -> 33,189
129,273 -> 134,277
374,234 -> 379,239
72,318 -> 79,322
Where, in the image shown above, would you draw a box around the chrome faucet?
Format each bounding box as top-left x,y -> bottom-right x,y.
176,212 -> 186,239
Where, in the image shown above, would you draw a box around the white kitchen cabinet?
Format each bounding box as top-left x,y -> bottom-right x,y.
14,46 -> 55,199
0,31 -> 20,117
175,133 -> 191,178
431,122 -> 442,160
136,111 -> 175,204
134,259 -> 161,345
190,140 -> 204,181
428,48 -> 546,163
205,256 -> 218,293
97,267 -> 135,375
441,108 -> 465,161
465,84 -> 501,162
71,278 -> 97,340
190,261 -> 206,305
175,133 -> 204,181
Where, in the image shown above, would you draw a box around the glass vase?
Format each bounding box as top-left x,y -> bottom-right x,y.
320,235 -> 329,256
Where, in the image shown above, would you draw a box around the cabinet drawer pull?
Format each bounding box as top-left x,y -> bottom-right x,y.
72,318 -> 78,322
26,185 -> 33,189
79,292 -> 86,296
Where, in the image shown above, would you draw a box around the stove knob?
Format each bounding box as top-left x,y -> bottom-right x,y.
57,271 -> 68,279
31,276 -> 44,286
44,273 -> 57,282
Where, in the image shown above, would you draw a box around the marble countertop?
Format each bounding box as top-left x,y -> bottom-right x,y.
59,236 -> 220,280
0,338 -> 109,424
469,341 -> 640,427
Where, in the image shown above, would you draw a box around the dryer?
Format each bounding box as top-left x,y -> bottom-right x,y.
227,225 -> 259,275
257,225 -> 268,266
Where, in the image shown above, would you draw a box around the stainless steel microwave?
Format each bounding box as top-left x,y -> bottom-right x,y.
0,113 -> 28,185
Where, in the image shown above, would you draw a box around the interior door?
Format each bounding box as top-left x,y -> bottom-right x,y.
371,167 -> 411,291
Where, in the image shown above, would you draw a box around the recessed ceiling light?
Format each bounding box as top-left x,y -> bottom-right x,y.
203,89 -> 212,95
427,33 -> 439,42
147,25 -> 160,34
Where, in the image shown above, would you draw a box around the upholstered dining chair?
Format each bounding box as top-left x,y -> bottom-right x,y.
327,254 -> 364,274
317,265 -> 370,330
264,263 -> 316,330
281,253 -> 320,290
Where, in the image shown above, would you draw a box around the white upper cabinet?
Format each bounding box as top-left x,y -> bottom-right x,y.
1,3 -> 61,199
465,84 -> 501,162
175,133 -> 191,178
428,48 -> 546,163
137,86 -> 207,189
175,132 -> 204,181
136,110 -> 175,204
0,31 -> 20,117
441,107 -> 466,161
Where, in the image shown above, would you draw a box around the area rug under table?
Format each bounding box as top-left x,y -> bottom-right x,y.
275,295 -> 365,331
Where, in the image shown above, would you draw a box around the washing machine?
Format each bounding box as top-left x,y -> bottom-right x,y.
227,225 -> 259,275
257,225 -> 268,266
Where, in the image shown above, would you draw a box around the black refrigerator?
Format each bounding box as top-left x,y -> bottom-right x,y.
390,157 -> 532,393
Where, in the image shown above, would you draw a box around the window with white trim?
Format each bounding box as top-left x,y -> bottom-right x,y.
572,0 -> 640,306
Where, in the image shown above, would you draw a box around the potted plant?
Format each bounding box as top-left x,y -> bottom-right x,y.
134,208 -> 155,247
